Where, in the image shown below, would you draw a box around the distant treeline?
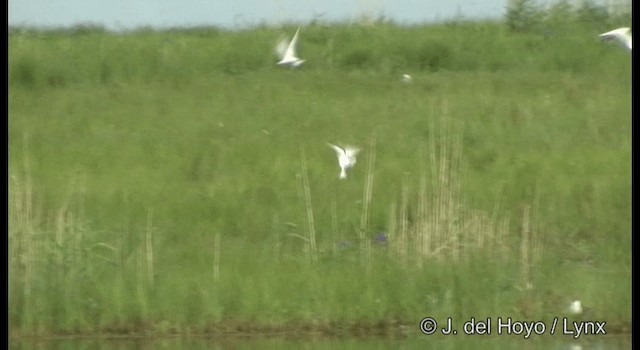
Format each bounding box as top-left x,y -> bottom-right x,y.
9,0 -> 630,35
9,0 -> 630,88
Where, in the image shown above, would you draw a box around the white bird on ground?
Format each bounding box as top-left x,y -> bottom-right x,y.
276,27 -> 305,67
599,27 -> 632,51
402,74 -> 412,83
328,144 -> 360,179
568,300 -> 583,315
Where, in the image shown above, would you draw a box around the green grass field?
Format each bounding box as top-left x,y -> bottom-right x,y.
9,16 -> 631,337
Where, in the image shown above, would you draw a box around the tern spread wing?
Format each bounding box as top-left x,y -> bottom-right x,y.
328,143 -> 346,157
568,300 -> 583,314
275,38 -> 289,59
285,27 -> 301,59
344,147 -> 360,158
328,143 -> 360,179
276,27 -> 305,66
599,27 -> 632,50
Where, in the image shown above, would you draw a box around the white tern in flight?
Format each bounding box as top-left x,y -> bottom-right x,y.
328,143 -> 360,179
276,27 -> 305,67
599,27 -> 632,51
568,300 -> 583,315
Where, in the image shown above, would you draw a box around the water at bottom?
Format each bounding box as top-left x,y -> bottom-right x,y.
10,333 -> 631,350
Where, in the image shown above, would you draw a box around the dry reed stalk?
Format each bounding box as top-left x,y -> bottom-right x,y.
425,105 -> 464,263
437,107 -> 449,260
449,132 -> 463,263
519,205 -> 532,290
8,176 -> 20,282
55,200 -> 68,266
137,244 -> 144,284
213,232 -> 221,282
136,244 -> 148,315
497,217 -> 510,262
359,133 -> 377,270
485,201 -> 502,258
53,199 -> 71,299
9,176 -> 27,258
331,194 -> 339,255
455,197 -> 469,260
459,196 -> 510,263
435,165 -> 446,258
272,213 -> 281,258
438,120 -> 450,260
60,176 -> 85,267
477,212 -> 488,249
113,233 -> 125,316
463,211 -> 479,258
427,116 -> 440,262
398,172 -> 409,268
20,133 -> 36,327
457,209 -> 467,261
299,145 -> 317,263
388,202 -> 397,260
145,208 -> 154,287
23,190 -> 34,300
531,186 -> 543,266
416,170 -> 429,267
387,101 -> 516,268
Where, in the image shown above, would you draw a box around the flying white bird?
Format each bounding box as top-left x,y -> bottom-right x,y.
328,143 -> 360,179
599,27 -> 632,51
276,27 -> 305,67
568,300 -> 583,315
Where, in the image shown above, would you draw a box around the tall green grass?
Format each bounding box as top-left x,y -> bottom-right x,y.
9,18 -> 631,337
